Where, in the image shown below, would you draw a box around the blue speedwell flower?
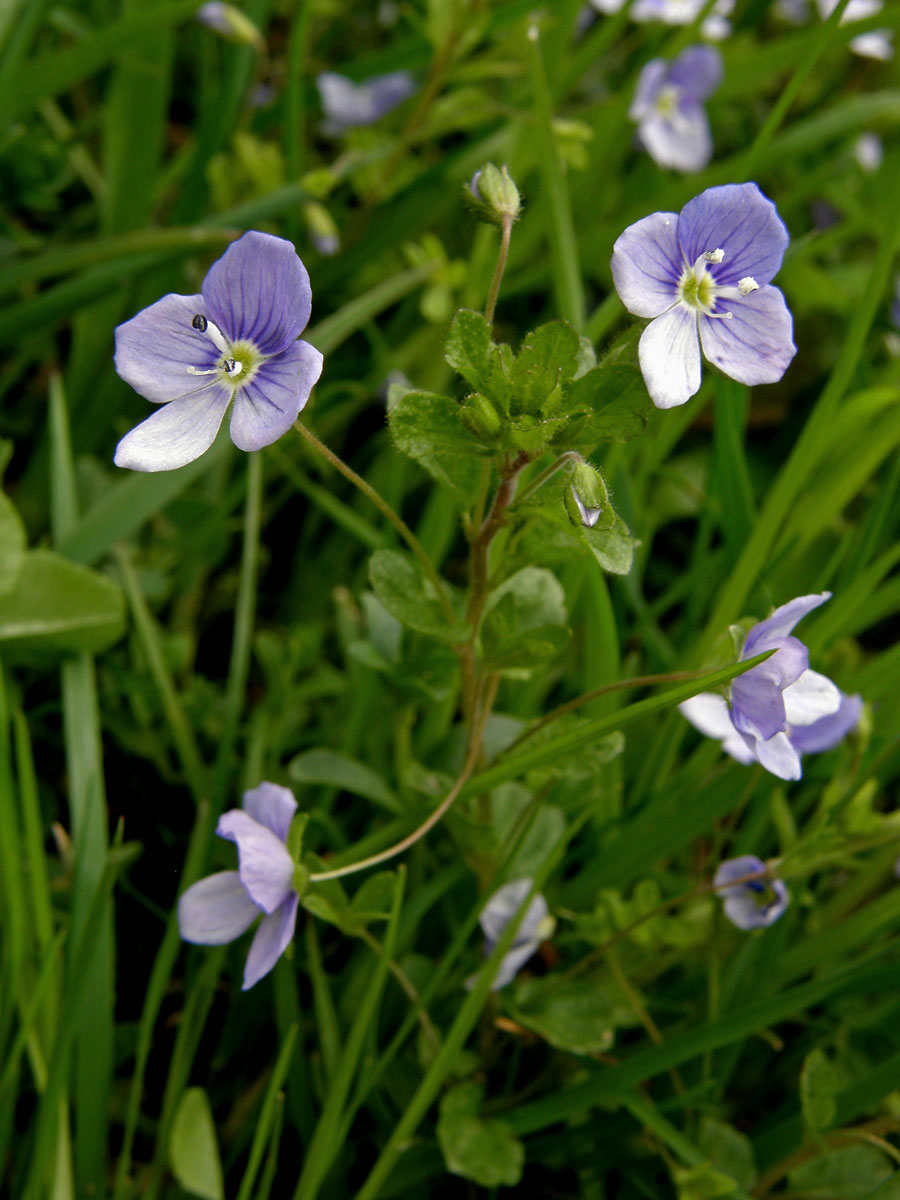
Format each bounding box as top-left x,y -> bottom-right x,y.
630,46 -> 722,173
714,856 -> 789,930
590,0 -> 734,39
178,782 -> 301,990
680,593 -> 862,781
467,879 -> 554,991
316,70 -> 415,132
114,231 -> 323,471
612,183 -> 796,409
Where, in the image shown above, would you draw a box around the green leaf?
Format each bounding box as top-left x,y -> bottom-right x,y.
388,390 -> 487,505
368,548 -> 466,643
801,1048 -> 840,1135
481,566 -> 569,670
437,1082 -> 524,1188
0,550 -> 125,655
348,872 -> 397,926
288,748 -> 400,812
169,1088 -> 224,1200
674,1161 -> 740,1200
510,975 -> 619,1055
0,491 -> 26,598
444,308 -> 494,390
511,320 -> 581,414
565,362 -> 655,444
697,1117 -> 758,1192
584,514 -> 639,575
788,1145 -> 893,1199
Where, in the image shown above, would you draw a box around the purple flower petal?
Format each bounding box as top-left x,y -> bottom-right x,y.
638,104 -> 712,173
113,387 -> 231,472
714,855 -> 767,890
242,782 -> 297,843
217,810 -> 295,914
639,306 -> 702,408
677,183 -> 789,288
699,286 -> 796,387
475,878 -> 550,992
629,59 -> 668,119
782,669 -> 841,726
667,45 -> 723,101
178,871 -> 260,944
114,292 -> 214,403
714,856 -> 789,929
229,339 -> 323,451
202,231 -> 312,356
612,212 -> 682,318
317,70 -> 416,129
743,593 -> 831,657
753,730 -> 802,780
243,893 -> 299,989
790,692 -> 863,754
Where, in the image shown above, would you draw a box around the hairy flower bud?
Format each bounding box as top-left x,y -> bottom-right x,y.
464,162 -> 522,226
565,461 -> 610,528
460,393 -> 503,442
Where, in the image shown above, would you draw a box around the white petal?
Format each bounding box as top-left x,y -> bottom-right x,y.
114,388 -> 231,472
721,730 -> 759,765
638,307 -> 702,408
178,871 -> 260,945
754,731 -> 802,781
679,693 -> 734,740
783,669 -> 842,727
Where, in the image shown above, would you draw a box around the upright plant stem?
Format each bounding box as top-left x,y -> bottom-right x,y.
294,419 -> 458,628
212,449 -> 263,806
484,214 -> 512,326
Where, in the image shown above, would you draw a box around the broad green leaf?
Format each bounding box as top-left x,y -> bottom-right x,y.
697,1117 -> 758,1192
674,1161 -> 740,1200
565,363 -> 655,444
0,550 -> 125,655
0,491 -> 26,598
169,1088 -> 224,1200
444,308 -> 494,389
788,1145 -> 892,1199
437,1081 -> 524,1188
801,1048 -> 840,1135
288,748 -> 400,812
481,566 -> 570,670
388,390 -> 487,505
511,320 -> 581,414
510,975 -> 619,1055
584,514 -> 638,575
368,549 -> 466,642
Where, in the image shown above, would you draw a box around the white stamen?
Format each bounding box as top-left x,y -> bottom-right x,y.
738,276 -> 759,295
707,309 -> 733,320
223,359 -> 243,377
703,248 -> 725,263
191,313 -> 230,354
186,366 -> 218,376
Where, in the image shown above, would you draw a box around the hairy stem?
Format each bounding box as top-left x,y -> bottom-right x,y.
485,213 -> 513,326
294,419 -> 458,629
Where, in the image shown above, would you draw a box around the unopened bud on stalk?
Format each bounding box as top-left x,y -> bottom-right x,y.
196,2 -> 266,51
460,392 -> 503,442
565,461 -> 610,528
304,201 -> 340,256
464,163 -> 522,227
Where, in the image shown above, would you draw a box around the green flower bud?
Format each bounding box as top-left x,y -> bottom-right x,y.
464,163 -> 522,226
460,392 -> 504,442
565,461 -> 610,528
196,3 -> 265,52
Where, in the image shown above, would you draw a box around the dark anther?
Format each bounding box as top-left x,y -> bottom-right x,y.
192,314 -> 208,332
222,358 -> 237,373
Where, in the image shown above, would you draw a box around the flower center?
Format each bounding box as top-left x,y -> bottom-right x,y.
677,250 -> 763,322
655,84 -> 682,117
744,877 -> 779,912
186,314 -> 263,389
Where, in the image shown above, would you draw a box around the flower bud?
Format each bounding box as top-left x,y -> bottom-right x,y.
565,462 -> 609,528
196,2 -> 265,51
304,201 -> 340,256
460,392 -> 503,442
463,162 -> 522,226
